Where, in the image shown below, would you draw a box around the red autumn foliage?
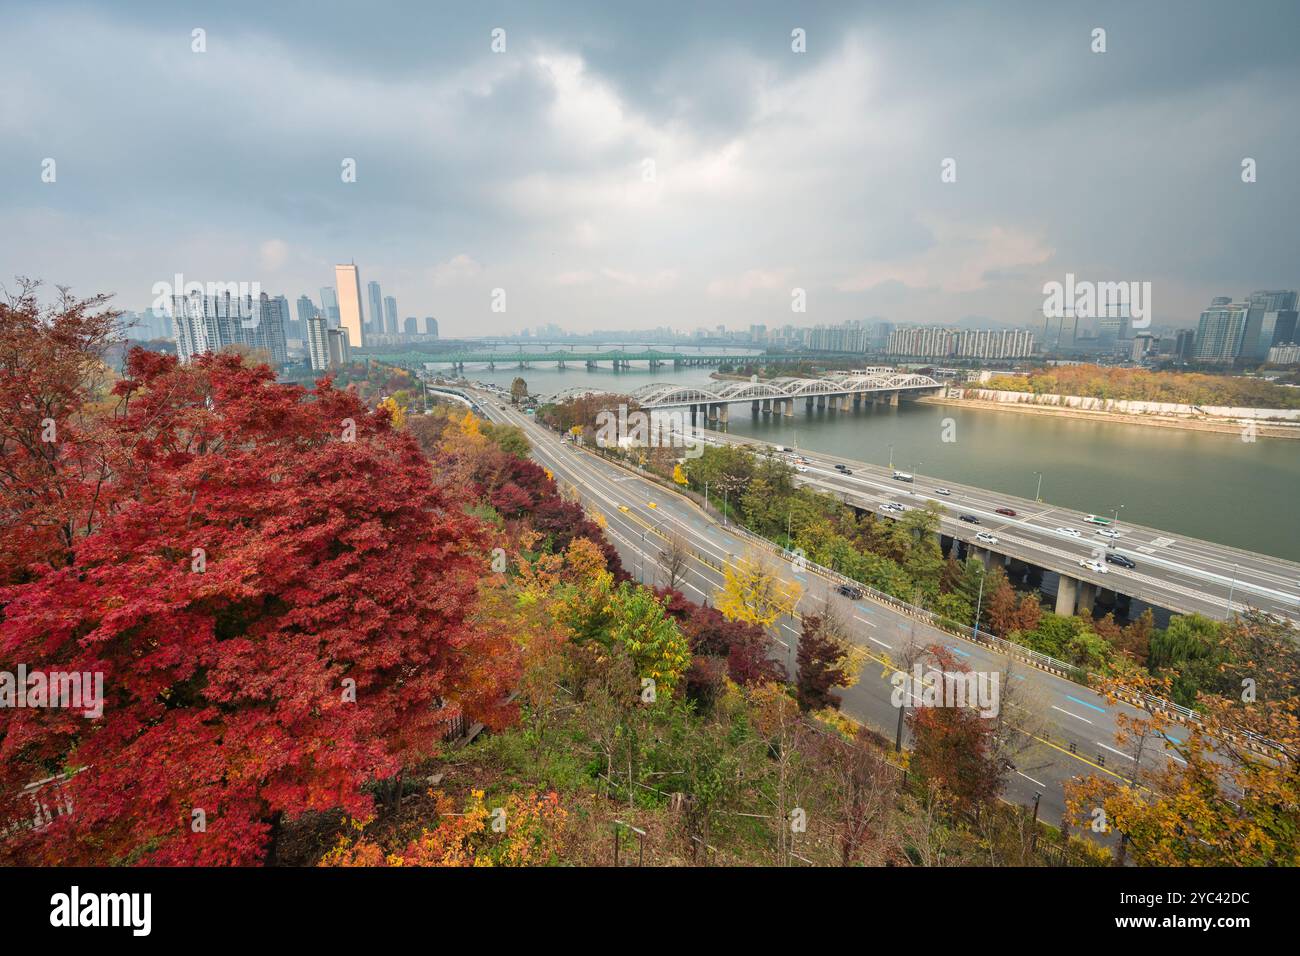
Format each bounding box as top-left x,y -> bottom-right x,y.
0,345 -> 520,865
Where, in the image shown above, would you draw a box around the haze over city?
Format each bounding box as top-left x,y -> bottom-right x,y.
4,0 -> 1300,334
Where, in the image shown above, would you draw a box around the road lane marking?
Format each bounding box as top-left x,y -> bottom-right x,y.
1052,705 -> 1094,724
1066,694 -> 1107,714
1016,770 -> 1047,788
1096,742 -> 1134,761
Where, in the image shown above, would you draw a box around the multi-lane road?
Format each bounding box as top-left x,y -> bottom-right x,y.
470,389 -> 1195,832
700,431 -> 1300,624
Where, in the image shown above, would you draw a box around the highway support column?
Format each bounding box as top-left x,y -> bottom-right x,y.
1055,574 -> 1079,615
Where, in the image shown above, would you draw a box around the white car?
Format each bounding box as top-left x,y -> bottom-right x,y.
1096,528 -> 1121,539
1079,558 -> 1108,574
935,487 -> 952,496
1056,527 -> 1082,538
975,531 -> 999,545
881,502 -> 905,514
795,465 -> 809,473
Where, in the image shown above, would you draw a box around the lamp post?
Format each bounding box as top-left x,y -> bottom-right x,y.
1033,471 -> 1043,502
1112,504 -> 1125,524
1226,563 -> 1239,619
972,564 -> 987,640
888,443 -> 895,471
638,519 -> 667,586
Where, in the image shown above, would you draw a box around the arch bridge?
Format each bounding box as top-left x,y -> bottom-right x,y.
628,371 -> 941,424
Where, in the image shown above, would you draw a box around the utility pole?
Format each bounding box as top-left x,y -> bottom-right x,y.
1033,471 -> 1043,502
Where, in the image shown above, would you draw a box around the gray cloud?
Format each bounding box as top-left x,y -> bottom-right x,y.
2,0 -> 1297,336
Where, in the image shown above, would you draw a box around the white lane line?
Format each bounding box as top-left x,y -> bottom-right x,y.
1096,742 -> 1135,761
1051,705 -> 1094,725
853,614 -> 879,629
1016,770 -> 1047,788
868,636 -> 891,649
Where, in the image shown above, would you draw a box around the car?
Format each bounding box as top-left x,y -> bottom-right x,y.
836,582 -> 864,600
1056,527 -> 1082,538
1105,553 -> 1136,569
1096,528 -> 1121,539
842,468 -> 853,475
1079,558 -> 1108,574
795,465 -> 809,473
776,445 -> 791,453
935,487 -> 952,496
995,508 -> 1017,517
892,471 -> 914,483
834,463 -> 848,471
975,531 -> 999,545
1083,514 -> 1113,526
959,514 -> 980,524
881,502 -> 905,514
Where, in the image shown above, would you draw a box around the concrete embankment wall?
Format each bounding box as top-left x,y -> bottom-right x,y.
953,388 -> 1300,421
921,389 -> 1300,439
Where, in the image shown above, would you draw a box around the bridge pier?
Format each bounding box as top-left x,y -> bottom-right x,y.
782,398 -> 794,417
1055,574 -> 1079,615
586,360 -> 597,369
752,400 -> 760,415
853,394 -> 862,410
816,396 -> 826,410
805,396 -> 814,413
716,403 -> 729,424
1077,581 -> 1097,615
761,399 -> 772,415
888,392 -> 899,407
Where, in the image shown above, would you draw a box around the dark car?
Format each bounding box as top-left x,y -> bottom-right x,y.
836,582 -> 864,600
995,507 -> 1017,517
1105,553 -> 1136,569
842,468 -> 853,475
959,514 -> 980,523
834,463 -> 848,471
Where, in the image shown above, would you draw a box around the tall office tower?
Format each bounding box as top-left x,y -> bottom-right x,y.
270,295 -> 294,346
367,281 -> 384,335
1193,303 -> 1248,362
424,317 -> 438,339
319,287 -> 341,327
1210,296 -> 1232,307
296,294 -> 319,326
383,296 -> 398,334
1244,291 -> 1299,360
334,263 -> 366,348
1173,328 -> 1196,361
404,316 -> 419,335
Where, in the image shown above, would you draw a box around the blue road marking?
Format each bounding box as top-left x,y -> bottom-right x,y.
1066,694 -> 1107,714
945,645 -> 970,657
1162,733 -> 1183,745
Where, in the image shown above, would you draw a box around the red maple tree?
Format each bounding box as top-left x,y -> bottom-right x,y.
1,343 -> 519,865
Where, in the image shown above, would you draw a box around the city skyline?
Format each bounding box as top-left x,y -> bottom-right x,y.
4,1 -> 1300,336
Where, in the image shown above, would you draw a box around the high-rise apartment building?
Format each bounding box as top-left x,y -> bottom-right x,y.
1193,303 -> 1248,362
334,264 -> 366,348
171,291 -> 287,365
1173,328 -> 1196,361
307,315 -> 352,370
424,317 -> 439,339
888,326 -> 1034,360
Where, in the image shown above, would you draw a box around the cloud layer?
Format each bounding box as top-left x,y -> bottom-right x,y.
2,0 -> 1298,336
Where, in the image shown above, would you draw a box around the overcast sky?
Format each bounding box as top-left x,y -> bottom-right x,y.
3,0 -> 1298,337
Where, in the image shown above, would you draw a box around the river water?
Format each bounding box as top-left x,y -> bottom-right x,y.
456,361 -> 1300,562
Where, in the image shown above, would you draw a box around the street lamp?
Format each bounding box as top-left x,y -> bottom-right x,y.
638,519 -> 668,586
1226,562 -> 1239,619
888,443 -> 895,470
1033,471 -> 1043,502
972,564 -> 987,640
1112,504 -> 1125,524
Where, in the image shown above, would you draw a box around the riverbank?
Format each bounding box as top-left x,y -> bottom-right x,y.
916,394 -> 1300,440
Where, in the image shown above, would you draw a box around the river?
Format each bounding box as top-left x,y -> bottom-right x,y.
454,361 -> 1300,562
